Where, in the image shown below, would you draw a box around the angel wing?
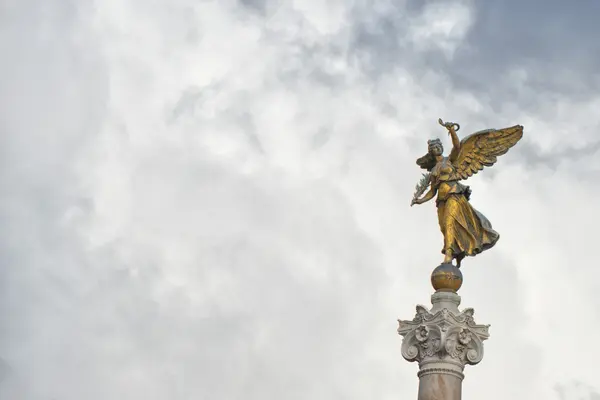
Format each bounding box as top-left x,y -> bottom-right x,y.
449,125 -> 523,181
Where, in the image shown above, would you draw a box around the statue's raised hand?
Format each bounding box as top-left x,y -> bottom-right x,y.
438,118 -> 460,134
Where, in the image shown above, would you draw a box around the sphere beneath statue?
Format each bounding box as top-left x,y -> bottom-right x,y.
431,263 -> 463,292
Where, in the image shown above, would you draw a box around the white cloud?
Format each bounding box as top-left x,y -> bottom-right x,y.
407,1 -> 474,59
1,0 -> 600,399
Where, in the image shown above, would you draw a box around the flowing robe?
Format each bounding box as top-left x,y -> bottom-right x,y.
431,158 -> 499,259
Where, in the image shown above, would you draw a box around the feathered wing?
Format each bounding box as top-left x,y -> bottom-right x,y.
450,125 -> 523,180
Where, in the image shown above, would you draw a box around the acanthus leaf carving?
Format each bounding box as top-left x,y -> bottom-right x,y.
398,304 -> 489,367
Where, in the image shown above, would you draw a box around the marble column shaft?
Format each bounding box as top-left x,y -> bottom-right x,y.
397,291 -> 490,400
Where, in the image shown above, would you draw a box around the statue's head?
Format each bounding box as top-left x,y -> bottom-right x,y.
417,139 -> 444,171
428,138 -> 443,156
417,138 -> 443,171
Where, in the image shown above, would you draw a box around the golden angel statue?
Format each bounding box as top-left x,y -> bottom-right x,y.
411,119 -> 523,268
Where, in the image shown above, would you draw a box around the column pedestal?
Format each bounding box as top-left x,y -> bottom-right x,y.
397,264 -> 490,400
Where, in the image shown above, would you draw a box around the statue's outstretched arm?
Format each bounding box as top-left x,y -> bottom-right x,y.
411,187 -> 437,206
448,126 -> 460,153
438,118 -> 460,161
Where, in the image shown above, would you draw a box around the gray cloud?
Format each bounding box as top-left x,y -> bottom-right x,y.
515,139 -> 600,169
2,0 -> 600,399
556,381 -> 600,400
351,0 -> 600,116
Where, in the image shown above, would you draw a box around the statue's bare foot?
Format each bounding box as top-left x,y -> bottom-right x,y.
443,250 -> 453,264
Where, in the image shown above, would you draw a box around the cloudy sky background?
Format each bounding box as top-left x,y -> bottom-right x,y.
1,0 -> 600,399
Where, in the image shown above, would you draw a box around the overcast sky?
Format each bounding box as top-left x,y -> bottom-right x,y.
1,0 -> 600,399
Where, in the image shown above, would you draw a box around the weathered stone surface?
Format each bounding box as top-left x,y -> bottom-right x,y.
417,372 -> 462,400
397,291 -> 490,399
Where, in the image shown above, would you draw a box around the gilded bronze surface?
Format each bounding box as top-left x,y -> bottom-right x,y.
411,119 -> 523,268
431,263 -> 463,292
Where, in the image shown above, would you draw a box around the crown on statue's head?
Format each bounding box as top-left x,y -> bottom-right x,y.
427,138 -> 442,149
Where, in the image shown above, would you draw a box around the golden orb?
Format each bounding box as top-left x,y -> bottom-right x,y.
431,263 -> 463,292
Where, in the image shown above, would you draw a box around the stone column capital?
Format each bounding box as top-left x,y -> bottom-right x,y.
397,292 -> 490,372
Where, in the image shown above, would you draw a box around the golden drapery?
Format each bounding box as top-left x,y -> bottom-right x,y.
436,192 -> 499,259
